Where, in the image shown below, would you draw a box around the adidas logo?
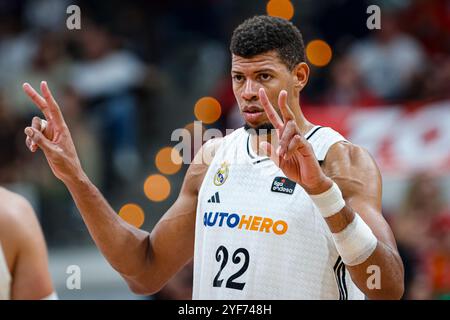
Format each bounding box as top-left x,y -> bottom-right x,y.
207,192 -> 220,203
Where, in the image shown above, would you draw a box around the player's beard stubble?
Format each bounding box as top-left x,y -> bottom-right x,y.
244,122 -> 275,135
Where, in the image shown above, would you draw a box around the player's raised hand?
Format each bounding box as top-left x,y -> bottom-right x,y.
23,81 -> 83,183
258,88 -> 332,194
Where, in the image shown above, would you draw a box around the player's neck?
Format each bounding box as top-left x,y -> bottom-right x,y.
250,112 -> 314,157
292,96 -> 313,128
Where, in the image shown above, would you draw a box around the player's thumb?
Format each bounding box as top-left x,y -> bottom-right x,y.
24,127 -> 52,152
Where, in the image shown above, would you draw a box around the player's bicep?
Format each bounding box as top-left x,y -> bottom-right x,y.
147,186 -> 198,281
324,142 -> 398,251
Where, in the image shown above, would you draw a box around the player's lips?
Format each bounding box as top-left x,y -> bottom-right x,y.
242,105 -> 265,122
243,105 -> 264,113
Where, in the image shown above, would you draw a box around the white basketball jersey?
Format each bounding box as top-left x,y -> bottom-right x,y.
0,242 -> 11,300
193,126 -> 365,300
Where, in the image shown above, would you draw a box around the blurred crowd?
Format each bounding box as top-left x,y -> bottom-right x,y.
389,173 -> 450,300
0,0 -> 449,299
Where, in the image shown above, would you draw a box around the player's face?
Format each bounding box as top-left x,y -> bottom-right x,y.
231,51 -> 294,130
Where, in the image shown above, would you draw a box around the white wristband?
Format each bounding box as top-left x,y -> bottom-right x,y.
332,213 -> 378,266
309,182 -> 346,218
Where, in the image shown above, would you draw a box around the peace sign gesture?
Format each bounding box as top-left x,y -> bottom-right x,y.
258,88 -> 332,194
23,81 -> 84,183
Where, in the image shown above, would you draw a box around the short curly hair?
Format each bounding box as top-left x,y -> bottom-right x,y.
230,15 -> 306,70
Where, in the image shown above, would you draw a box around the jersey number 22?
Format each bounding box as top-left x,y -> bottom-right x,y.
213,245 -> 249,290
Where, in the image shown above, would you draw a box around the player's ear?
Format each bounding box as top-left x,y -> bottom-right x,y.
292,62 -> 309,92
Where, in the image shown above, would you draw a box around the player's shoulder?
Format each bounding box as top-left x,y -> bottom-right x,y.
327,141 -> 368,160
192,137 -> 224,167
183,137 -> 224,194
185,128 -> 245,192
0,187 -> 37,239
0,187 -> 34,219
202,137 -> 224,157
324,141 -> 381,174
194,127 -> 248,166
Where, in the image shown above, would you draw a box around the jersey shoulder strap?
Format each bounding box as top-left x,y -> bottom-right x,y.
305,126 -> 348,162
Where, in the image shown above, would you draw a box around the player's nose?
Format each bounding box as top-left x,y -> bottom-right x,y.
241,79 -> 259,101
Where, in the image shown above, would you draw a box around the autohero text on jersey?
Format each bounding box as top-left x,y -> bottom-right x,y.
203,212 -> 288,235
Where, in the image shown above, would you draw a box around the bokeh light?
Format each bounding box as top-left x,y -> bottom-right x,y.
155,147 -> 183,175
194,97 -> 221,124
118,203 -> 145,228
266,0 -> 295,21
144,174 -> 171,202
306,39 -> 333,67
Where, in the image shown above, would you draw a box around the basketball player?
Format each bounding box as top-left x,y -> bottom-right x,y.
22,16 -> 404,299
0,187 -> 57,299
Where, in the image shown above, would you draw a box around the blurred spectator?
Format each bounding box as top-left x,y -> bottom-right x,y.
419,55 -> 450,102
5,32 -> 71,117
24,0 -> 72,32
401,0 -> 450,56
69,21 -> 145,193
324,54 -> 384,107
349,10 -> 426,102
0,16 -> 37,88
421,214 -> 450,299
59,86 -> 102,187
392,172 -> 449,299
0,91 -> 22,183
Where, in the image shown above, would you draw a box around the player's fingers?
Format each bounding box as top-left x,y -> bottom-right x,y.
24,127 -> 54,154
31,117 -> 52,150
278,90 -> 294,123
285,135 -> 304,159
278,121 -> 298,158
40,81 -> 65,127
285,134 -> 315,160
27,135 -> 40,152
259,88 -> 283,130
32,116 -> 43,131
28,117 -> 41,151
22,83 -> 51,120
26,136 -> 35,152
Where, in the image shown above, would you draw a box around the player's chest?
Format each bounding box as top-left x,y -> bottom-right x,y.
199,161 -> 317,230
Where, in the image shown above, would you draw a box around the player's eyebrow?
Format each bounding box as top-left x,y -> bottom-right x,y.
231,68 -> 277,75
254,68 -> 276,74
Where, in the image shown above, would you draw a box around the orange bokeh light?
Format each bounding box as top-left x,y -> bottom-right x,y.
306,40 -> 333,67
144,174 -> 171,202
119,203 -> 145,228
155,147 -> 182,175
194,97 -> 221,124
266,0 -> 295,21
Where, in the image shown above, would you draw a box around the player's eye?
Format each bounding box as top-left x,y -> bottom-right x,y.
258,73 -> 272,81
233,75 -> 244,83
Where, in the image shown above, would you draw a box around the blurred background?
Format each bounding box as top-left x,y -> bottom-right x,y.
0,0 -> 449,300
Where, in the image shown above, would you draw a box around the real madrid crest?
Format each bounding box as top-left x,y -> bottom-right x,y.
214,161 -> 229,186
